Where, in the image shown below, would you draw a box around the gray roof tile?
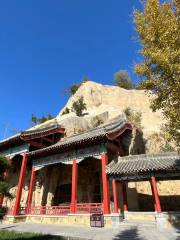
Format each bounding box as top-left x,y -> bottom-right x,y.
106,152 -> 180,176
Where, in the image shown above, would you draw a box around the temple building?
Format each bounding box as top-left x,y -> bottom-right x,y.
0,116 -> 180,227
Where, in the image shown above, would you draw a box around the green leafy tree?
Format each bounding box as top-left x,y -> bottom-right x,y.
113,70 -> 134,89
72,97 -> 87,117
0,156 -> 11,198
134,0 -> 180,149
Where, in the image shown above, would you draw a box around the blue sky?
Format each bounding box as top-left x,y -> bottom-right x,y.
0,0 -> 142,139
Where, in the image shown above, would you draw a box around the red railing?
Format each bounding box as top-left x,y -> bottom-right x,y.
6,206 -> 13,215
76,203 -> 103,214
6,206 -> 27,215
5,203 -> 103,216
28,204 -> 71,216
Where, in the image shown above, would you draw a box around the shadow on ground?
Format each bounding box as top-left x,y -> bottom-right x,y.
113,227 -> 143,240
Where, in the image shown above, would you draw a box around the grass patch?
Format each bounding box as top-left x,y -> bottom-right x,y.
0,230 -> 76,240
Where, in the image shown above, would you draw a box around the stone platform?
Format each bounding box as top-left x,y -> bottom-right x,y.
3,211 -> 180,230
0,222 -> 179,240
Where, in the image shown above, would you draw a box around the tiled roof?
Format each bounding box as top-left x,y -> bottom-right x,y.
0,124 -> 64,149
30,116 -> 132,158
106,152 -> 180,176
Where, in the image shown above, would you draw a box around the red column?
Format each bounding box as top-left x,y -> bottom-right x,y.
150,180 -> 157,212
0,194 -> 3,207
13,153 -> 28,216
101,153 -> 110,214
150,176 -> 162,213
27,167 -> 36,214
112,179 -> 118,213
122,182 -> 128,211
70,159 -> 78,213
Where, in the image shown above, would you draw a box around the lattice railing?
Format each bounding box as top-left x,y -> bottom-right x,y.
5,203 -> 103,216
6,206 -> 27,215
76,203 -> 103,214
28,204 -> 71,216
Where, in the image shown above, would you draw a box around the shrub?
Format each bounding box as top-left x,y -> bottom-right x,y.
61,107 -> 70,115
123,107 -> 142,129
72,97 -> 87,117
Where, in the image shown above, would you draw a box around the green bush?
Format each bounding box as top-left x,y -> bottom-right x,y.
61,107 -> 70,115
72,97 -> 87,117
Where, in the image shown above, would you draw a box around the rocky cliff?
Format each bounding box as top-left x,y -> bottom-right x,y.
32,81 -> 167,153
58,81 -> 165,136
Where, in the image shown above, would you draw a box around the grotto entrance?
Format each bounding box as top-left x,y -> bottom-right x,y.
54,184 -> 72,205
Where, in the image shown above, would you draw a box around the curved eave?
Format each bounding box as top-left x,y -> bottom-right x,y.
0,125 -> 64,151
0,134 -> 22,151
29,119 -> 132,159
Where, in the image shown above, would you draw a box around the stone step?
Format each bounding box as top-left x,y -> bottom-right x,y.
120,220 -> 157,228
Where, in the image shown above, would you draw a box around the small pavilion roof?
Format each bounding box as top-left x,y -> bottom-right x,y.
30,116 -> 132,158
106,152 -> 180,178
0,124 -> 64,150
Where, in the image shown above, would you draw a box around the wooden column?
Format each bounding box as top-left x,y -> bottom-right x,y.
150,180 -> 157,212
101,153 -> 110,214
150,176 -> 162,213
122,182 -> 128,211
0,194 -> 3,207
112,179 -> 118,213
13,153 -> 28,216
70,159 -> 78,213
27,167 -> 36,214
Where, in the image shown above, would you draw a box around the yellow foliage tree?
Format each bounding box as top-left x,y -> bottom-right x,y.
134,0 -> 180,149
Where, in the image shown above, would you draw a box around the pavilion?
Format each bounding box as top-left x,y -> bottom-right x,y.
0,116 -> 180,227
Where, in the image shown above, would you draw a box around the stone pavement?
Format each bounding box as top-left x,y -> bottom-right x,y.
0,222 -> 179,240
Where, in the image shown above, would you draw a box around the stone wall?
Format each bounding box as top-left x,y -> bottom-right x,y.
136,180 -> 180,211
2,157 -> 30,209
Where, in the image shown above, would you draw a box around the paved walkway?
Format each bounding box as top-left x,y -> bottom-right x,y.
0,222 -> 179,240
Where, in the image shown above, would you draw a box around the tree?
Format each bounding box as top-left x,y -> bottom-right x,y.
31,114 -> 54,126
113,70 -> 134,89
61,107 -> 70,115
72,97 -> 87,117
134,0 -> 180,149
69,84 -> 80,95
0,156 -> 11,198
